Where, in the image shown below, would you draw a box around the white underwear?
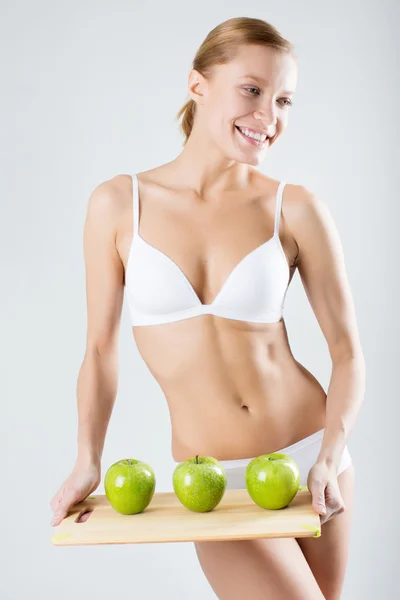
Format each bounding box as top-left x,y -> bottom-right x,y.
173,428 -> 352,490
219,428 -> 352,489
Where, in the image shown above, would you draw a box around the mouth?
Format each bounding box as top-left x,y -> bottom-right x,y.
234,125 -> 269,148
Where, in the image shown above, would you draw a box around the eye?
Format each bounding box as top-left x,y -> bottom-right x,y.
243,87 -> 293,107
244,86 -> 260,95
279,98 -> 293,107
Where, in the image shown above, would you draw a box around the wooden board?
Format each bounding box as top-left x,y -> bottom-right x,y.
51,487 -> 321,546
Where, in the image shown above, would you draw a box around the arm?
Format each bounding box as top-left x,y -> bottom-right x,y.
287,185 -> 366,470
76,179 -> 125,469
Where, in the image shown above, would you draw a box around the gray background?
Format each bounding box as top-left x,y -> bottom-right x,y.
2,1 -> 398,598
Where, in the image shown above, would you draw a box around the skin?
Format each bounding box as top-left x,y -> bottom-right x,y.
50,44 -> 364,599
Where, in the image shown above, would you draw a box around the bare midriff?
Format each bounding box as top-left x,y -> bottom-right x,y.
132,316 -> 327,462
117,168 -> 327,463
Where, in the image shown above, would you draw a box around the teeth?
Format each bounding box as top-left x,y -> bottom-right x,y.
238,126 -> 267,142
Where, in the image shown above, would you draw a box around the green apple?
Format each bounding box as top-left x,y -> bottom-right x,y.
245,453 -> 300,509
104,458 -> 156,515
173,455 -> 227,512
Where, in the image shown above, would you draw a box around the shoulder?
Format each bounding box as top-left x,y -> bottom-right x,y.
85,174 -> 133,223
281,183 -> 338,239
251,170 -> 311,210
282,183 -> 327,215
83,175 -> 134,255
253,177 -> 340,263
255,171 -> 331,230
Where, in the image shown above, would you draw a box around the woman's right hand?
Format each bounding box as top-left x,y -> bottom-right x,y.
50,462 -> 101,526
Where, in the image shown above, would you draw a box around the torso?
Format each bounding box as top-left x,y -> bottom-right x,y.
115,164 -> 327,461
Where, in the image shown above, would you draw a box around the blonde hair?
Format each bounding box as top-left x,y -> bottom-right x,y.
176,17 -> 295,145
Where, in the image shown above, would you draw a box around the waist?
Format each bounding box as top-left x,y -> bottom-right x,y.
173,427 -> 326,466
170,385 -> 327,462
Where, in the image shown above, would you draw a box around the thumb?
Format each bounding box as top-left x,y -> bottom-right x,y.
311,486 -> 326,515
51,488 -> 76,525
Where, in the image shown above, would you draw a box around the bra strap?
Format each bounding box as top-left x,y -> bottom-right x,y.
132,174 -> 139,235
274,181 -> 286,237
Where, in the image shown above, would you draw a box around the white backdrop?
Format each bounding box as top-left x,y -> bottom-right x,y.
2,1 -> 399,598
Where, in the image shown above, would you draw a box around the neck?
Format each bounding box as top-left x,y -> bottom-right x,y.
171,122 -> 252,197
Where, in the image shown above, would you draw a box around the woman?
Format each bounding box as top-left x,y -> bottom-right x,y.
50,17 -> 365,600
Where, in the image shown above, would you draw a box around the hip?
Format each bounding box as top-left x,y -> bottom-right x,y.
173,427 -> 353,489
218,428 -> 352,489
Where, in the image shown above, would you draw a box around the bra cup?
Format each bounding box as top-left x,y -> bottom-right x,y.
213,241 -> 289,316
125,174 -> 289,326
126,239 -> 201,316
125,233 -> 289,325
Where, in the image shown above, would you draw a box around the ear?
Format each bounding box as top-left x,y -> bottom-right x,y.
188,69 -> 207,105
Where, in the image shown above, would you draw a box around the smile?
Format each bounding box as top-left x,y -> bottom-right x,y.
235,126 -> 269,148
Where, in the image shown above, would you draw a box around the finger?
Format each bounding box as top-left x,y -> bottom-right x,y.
310,484 -> 326,515
51,502 -> 71,526
323,499 -> 346,525
320,514 -> 329,525
325,484 -> 345,513
313,492 -> 326,514
51,487 -> 76,526
50,490 -> 65,512
332,503 -> 345,517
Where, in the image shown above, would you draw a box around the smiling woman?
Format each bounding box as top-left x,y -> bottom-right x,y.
176,22 -> 297,167
50,14 -> 365,600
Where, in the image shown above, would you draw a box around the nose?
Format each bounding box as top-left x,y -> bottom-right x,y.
253,106 -> 277,127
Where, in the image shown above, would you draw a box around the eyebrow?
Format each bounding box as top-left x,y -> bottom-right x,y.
239,74 -> 295,94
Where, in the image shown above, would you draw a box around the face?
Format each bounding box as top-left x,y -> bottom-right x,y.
188,44 -> 298,166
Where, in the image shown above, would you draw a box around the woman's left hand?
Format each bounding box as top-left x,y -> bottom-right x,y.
307,461 -> 346,525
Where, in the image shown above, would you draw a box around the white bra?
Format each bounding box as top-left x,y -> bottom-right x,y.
124,174 -> 290,326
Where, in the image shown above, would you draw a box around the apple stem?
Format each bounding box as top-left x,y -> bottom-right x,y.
196,455 -> 199,464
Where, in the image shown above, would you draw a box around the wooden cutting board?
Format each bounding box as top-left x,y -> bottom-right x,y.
51,487 -> 321,546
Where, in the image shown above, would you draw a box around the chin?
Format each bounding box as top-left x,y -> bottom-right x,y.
247,154 -> 265,166
220,136 -> 269,166
222,145 -> 263,166
233,142 -> 270,166
236,151 -> 266,167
